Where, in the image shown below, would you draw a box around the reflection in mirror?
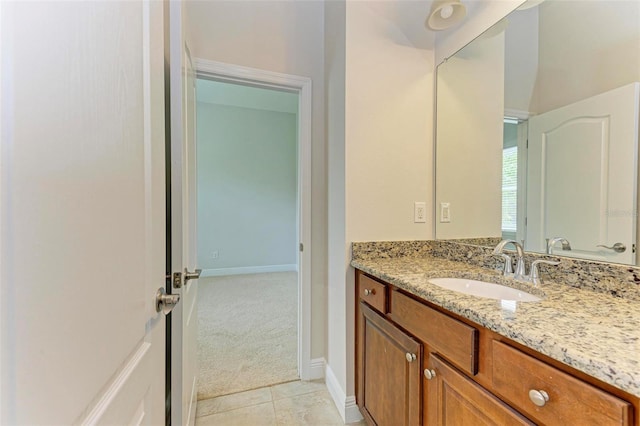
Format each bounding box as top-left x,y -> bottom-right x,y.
435,0 -> 640,265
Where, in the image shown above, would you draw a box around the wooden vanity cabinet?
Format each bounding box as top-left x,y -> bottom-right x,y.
356,272 -> 421,425
355,269 -> 639,426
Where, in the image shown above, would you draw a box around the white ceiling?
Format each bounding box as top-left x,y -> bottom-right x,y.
365,0 -> 485,50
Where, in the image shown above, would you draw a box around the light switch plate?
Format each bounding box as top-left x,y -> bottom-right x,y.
414,202 -> 427,223
440,202 -> 451,223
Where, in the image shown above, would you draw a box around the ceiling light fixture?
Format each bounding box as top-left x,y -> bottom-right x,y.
426,0 -> 467,31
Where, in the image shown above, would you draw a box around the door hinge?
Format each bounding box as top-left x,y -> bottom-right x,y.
299,243 -> 304,252
633,244 -> 636,253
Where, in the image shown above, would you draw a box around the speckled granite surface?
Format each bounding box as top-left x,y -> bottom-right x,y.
351,240 -> 434,261
351,242 -> 640,398
445,237 -> 502,247
353,240 -> 640,301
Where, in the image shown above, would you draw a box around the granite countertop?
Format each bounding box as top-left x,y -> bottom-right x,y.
351,255 -> 640,398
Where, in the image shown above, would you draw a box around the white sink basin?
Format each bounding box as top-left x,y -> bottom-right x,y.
428,278 -> 541,302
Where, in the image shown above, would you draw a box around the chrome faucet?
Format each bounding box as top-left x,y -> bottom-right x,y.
492,240 -> 526,278
546,237 -> 572,255
493,239 -> 561,286
530,259 -> 560,286
490,252 -> 513,275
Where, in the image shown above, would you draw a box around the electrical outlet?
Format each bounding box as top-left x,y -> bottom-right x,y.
414,202 -> 427,223
212,251 -> 219,259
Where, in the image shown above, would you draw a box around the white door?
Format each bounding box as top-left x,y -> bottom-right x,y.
1,1 -> 166,424
526,83 -> 640,264
169,2 -> 199,425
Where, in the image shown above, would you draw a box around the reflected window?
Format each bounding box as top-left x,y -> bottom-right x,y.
502,120 -> 519,239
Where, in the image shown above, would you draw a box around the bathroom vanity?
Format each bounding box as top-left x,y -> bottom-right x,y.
353,0 -> 640,423
352,242 -> 640,426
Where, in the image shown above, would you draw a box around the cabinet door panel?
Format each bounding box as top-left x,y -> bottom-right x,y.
426,353 -> 534,426
360,302 -> 421,426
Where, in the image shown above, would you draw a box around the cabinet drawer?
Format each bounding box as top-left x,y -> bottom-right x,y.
391,290 -> 478,375
492,340 -> 632,426
358,274 -> 387,313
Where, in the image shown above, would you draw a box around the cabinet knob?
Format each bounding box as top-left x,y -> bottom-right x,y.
528,389 -> 549,407
424,369 -> 436,380
363,288 -> 375,296
405,352 -> 416,363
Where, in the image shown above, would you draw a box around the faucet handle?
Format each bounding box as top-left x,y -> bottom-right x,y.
530,259 -> 560,286
489,253 -> 513,275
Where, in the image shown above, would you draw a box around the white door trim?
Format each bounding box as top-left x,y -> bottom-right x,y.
193,58 -> 315,380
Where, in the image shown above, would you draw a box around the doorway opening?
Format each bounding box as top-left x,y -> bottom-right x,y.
193,60 -> 313,403
196,78 -> 299,398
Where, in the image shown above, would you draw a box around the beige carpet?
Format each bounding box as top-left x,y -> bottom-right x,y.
197,272 -> 298,400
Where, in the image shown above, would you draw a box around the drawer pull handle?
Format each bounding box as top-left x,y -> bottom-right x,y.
405,352 -> 416,363
363,288 -> 375,296
424,369 -> 436,380
529,389 -> 549,407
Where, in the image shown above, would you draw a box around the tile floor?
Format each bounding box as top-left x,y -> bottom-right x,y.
195,380 -> 367,426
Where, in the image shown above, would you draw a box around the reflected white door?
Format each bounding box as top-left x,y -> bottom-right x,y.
527,83 -> 639,264
169,2 -> 199,425
1,1 -> 166,424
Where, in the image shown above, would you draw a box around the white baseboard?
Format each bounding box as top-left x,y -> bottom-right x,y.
344,396 -> 361,424
301,357 -> 325,381
201,264 -> 297,277
325,364 -> 363,424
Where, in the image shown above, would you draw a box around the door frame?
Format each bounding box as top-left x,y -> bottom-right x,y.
193,58 -> 315,380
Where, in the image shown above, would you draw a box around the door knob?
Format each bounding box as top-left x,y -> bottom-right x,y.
597,243 -> 626,253
405,353 -> 416,362
156,287 -> 180,315
184,268 -> 202,283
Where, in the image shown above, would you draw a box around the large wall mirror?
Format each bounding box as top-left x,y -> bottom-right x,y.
435,0 -> 640,265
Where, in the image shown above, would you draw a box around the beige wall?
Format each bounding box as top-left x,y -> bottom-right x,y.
504,7 -> 539,115
325,0 -> 435,414
345,3 -> 434,243
536,0 -> 640,113
435,31 -> 504,239
185,0 -> 327,359
324,0 -> 348,412
505,0 -> 640,116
